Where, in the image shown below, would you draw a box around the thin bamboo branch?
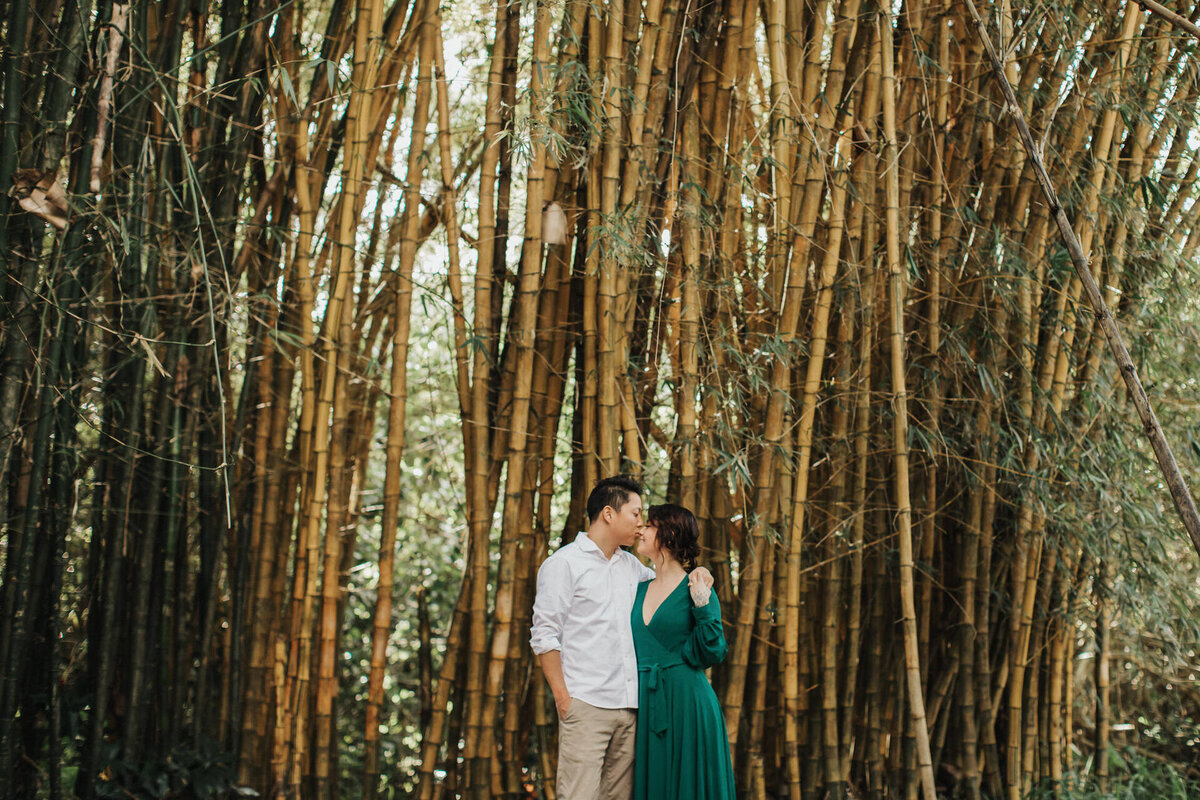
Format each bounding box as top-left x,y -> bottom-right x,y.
1131,0 -> 1200,41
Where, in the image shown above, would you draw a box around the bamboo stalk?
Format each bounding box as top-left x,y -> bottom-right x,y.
595,0 -> 625,475
472,2 -> 550,793
865,545 -> 888,799
431,18 -> 470,431
361,4 -> 430,794
959,461 -> 984,800
822,285 -> 856,797
461,0 -> 508,787
284,57 -> 325,800
879,9 -> 937,799
783,129 -> 853,799
417,575 -> 471,799
1132,0 -> 1200,40
310,0 -> 386,793
677,148 -> 701,510
1095,560 -> 1112,791
963,0 -> 1200,562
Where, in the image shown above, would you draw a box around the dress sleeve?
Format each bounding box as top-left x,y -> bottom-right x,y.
682,589 -> 727,668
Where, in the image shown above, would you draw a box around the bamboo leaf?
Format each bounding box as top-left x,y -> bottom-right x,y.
278,66 -> 298,111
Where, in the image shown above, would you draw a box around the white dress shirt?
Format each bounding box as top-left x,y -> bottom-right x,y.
530,532 -> 656,709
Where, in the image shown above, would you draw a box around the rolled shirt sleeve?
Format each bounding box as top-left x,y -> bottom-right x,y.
530,555 -> 572,655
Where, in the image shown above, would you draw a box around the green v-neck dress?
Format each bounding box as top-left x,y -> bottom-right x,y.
631,578 -> 736,800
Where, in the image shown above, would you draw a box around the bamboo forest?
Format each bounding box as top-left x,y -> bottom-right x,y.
4,0 -> 1200,797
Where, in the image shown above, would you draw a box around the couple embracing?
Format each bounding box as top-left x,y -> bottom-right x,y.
530,476 -> 736,800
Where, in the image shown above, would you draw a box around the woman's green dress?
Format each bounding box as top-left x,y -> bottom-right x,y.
631,577 -> 736,800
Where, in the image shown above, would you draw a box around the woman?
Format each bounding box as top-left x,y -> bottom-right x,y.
631,503 -> 736,800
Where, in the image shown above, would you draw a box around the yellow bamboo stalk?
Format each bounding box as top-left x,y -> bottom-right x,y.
309,0 -> 386,793
916,10 -> 952,702
987,14 -> 1142,795
783,130 -> 852,799
784,0 -> 830,230
472,3 -> 550,793
430,18 -> 469,428
865,509 -> 889,795
678,123 -> 701,510
618,0 -> 665,213
959,435 -> 985,800
417,578 -> 470,799
1080,24 -> 1173,383
822,287 -> 856,795
237,15 -> 303,780
1021,546 -> 1057,793
880,9 -> 937,799
516,231 -> 577,778
361,4 -> 430,796
1046,604 -> 1067,786
249,340 -> 298,790
744,540 -> 777,799
313,324 -> 353,796
283,90 -> 322,799
721,122 -> 788,755
461,0 -> 508,785
594,0 -> 624,474
971,369 -> 1005,796
517,224 -> 576,794
1096,559 -> 1112,790
763,0 -> 795,254
838,37 -> 881,782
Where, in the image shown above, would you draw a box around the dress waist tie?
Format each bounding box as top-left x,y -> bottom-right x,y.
638,657 -> 687,737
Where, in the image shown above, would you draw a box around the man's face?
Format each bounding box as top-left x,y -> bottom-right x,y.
608,493 -> 644,547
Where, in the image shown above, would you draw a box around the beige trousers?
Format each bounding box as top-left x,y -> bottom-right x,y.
556,698 -> 637,800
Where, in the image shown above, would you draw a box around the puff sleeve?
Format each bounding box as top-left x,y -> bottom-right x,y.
682,590 -> 727,669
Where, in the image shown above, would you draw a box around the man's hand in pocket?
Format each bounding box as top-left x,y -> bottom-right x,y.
555,691 -> 573,719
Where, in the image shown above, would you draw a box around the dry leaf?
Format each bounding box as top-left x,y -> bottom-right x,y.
134,333 -> 170,378
11,169 -> 68,230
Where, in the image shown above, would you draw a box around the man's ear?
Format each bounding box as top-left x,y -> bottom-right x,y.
603,505 -> 613,523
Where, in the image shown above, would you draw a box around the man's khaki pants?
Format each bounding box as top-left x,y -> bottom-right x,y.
557,698 -> 637,799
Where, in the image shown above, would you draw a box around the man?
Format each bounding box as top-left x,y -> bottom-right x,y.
530,475 -> 713,799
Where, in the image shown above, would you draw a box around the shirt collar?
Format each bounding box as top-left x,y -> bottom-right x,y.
576,532 -> 615,561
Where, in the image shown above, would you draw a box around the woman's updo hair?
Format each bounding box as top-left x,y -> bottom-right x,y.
645,503 -> 701,571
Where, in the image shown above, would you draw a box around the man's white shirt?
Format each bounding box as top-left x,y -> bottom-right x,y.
530,532 -> 655,709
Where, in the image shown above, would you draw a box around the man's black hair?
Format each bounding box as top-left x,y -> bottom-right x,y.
586,475 -> 644,524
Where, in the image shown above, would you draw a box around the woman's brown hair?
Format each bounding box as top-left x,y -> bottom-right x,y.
645,503 -> 701,571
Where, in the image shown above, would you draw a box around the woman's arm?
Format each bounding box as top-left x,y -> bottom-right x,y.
682,590 -> 728,668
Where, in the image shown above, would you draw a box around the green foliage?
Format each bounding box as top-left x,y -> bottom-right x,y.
93,738 -> 257,800
331,270 -> 471,797
1026,756 -> 1200,800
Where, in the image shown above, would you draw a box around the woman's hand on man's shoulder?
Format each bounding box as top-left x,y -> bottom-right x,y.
688,566 -> 715,606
